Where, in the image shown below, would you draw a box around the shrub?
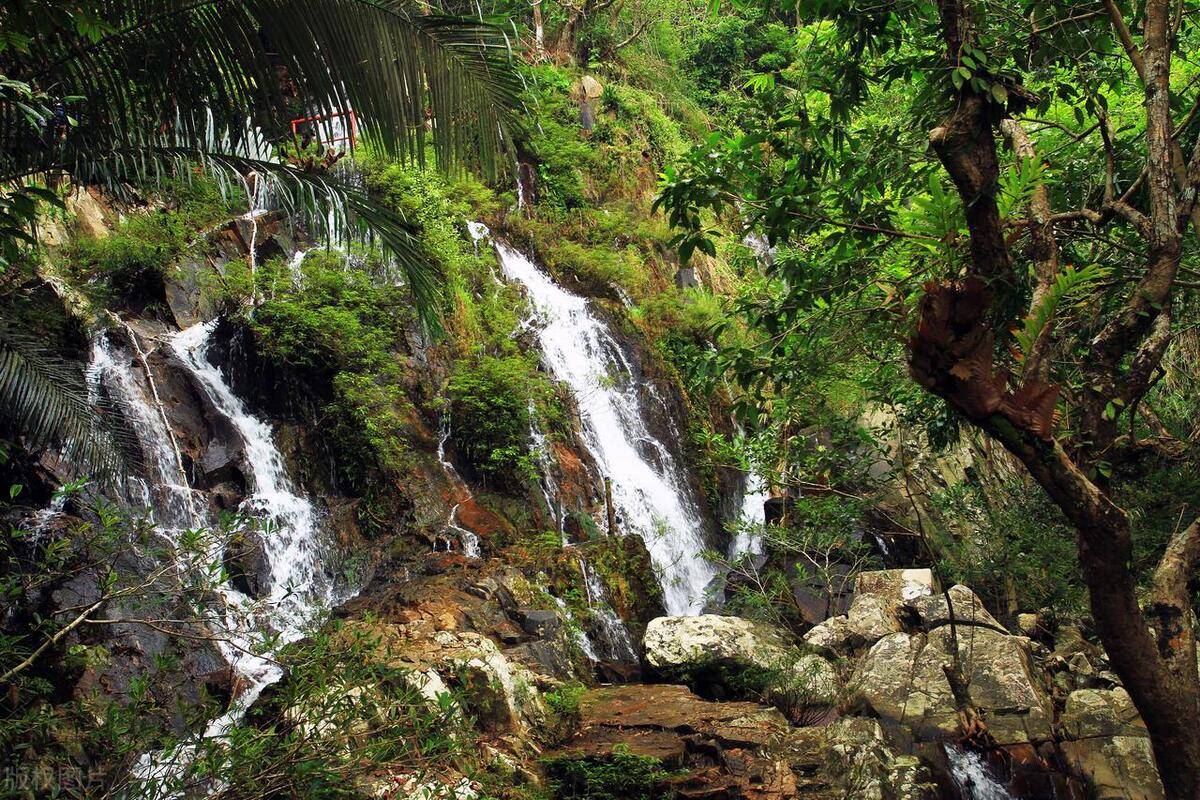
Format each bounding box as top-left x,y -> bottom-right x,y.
543,747 -> 671,800
448,355 -> 539,492
245,249 -> 418,488
65,175 -> 235,306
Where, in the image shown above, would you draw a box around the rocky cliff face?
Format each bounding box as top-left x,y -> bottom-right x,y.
6,188 -> 1168,800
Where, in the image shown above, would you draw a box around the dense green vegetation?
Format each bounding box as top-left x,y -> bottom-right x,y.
5,0 -> 1200,796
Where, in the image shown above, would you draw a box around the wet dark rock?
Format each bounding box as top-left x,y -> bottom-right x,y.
223,530 -> 270,599
595,659 -> 642,684
514,608 -> 562,638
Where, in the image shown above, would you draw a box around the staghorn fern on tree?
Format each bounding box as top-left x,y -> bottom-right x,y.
0,0 -> 523,479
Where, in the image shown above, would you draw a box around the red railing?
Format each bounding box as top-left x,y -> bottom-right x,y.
290,110 -> 357,148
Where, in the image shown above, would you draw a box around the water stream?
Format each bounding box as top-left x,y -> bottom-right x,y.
577,555 -> 638,662
87,320 -> 339,795
944,744 -> 1019,800
492,241 -> 719,615
87,333 -> 201,532
436,417 -> 482,557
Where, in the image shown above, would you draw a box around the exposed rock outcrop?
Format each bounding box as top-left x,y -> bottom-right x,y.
849,624 -> 1052,745
546,684 -> 937,800
644,614 -> 839,713
1059,688 -> 1164,800
803,568 -> 935,655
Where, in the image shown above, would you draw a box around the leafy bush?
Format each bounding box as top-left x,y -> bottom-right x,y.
448,355 -> 541,492
543,747 -> 671,800
66,177 -> 234,306
932,479 -> 1085,616
244,249 -> 418,488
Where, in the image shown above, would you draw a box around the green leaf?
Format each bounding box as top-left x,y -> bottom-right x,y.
1013,264 -> 1107,362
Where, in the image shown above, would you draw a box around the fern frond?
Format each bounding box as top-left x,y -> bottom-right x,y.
997,156 -> 1046,221
1013,263 -> 1106,361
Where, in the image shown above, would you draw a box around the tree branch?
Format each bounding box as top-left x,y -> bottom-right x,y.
1000,118 -> 1060,380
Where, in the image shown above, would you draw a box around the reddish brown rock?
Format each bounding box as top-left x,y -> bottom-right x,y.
546,684 -> 797,799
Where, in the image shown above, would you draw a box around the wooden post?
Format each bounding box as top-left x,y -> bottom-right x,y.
604,477 -> 616,536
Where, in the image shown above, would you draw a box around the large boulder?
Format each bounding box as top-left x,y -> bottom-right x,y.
427,629 -> 548,734
803,568 -> 937,655
1059,688 -> 1163,800
783,717 -> 938,800
850,625 -> 1052,745
644,615 -> 839,712
854,568 -> 937,603
904,583 -> 1003,631
645,614 -> 794,671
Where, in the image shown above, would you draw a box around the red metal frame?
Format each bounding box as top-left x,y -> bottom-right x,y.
290,110 -> 358,148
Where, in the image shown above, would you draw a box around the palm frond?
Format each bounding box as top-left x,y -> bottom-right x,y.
0,320 -> 126,484
1013,263 -> 1106,361
7,0 -> 523,177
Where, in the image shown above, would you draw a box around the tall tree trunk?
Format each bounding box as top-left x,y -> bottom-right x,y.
531,0 -> 544,54
918,0 -> 1200,794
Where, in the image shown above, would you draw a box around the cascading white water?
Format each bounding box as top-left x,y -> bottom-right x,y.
436,418 -> 482,557
130,320 -> 338,794
944,744 -> 1018,800
551,595 -> 600,663
28,492 -> 68,544
171,320 -> 333,636
729,472 -> 769,559
527,401 -> 564,541
577,555 -> 637,662
492,241 -> 718,615
87,334 -> 201,531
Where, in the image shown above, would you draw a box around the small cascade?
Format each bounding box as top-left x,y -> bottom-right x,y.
448,504 -> 482,558
528,401 -> 564,541
466,220 -> 491,256
578,555 -> 637,663
238,167 -> 272,300
130,320 -> 338,794
513,162 -> 527,211
729,471 -> 769,560
493,241 -> 718,614
28,492 -> 68,543
436,417 -> 482,557
551,595 -> 600,663
87,334 -> 201,531
944,745 -> 1019,800
466,220 -> 503,285
287,248 -> 309,287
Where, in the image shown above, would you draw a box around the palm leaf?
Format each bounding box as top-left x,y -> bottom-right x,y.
0,320 -> 127,484
7,0 -> 522,177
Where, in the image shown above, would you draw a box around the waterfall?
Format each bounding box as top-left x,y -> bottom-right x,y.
87,334 -> 201,532
436,417 -> 482,557
171,321 -> 334,635
527,401 -> 564,541
729,472 -> 768,560
551,595 -> 600,663
28,492 -> 68,544
578,555 -> 637,663
129,319 -> 338,794
492,241 -> 718,614
944,745 -> 1018,800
